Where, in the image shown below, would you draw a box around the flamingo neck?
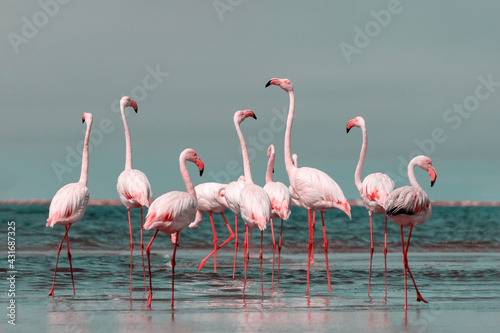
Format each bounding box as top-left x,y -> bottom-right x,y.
407,159 -> 422,190
79,120 -> 91,184
120,104 -> 133,170
284,90 -> 297,176
265,150 -> 275,184
235,119 -> 253,185
180,154 -> 197,200
354,123 -> 367,191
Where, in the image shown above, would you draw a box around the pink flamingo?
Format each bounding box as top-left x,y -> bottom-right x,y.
46,112 -> 92,297
144,148 -> 204,309
263,144 -> 291,287
384,155 -> 436,309
223,175 -> 245,278
346,116 -> 394,299
266,78 -> 351,294
116,96 -> 152,294
188,182 -> 234,272
233,110 -> 271,298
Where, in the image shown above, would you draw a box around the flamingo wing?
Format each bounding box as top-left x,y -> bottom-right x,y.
385,186 -> 430,216
239,184 -> 271,230
361,172 -> 395,211
264,181 -> 291,220
145,191 -> 197,233
47,182 -> 89,227
117,169 -> 152,208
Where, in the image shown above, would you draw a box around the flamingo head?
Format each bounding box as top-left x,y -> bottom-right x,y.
415,155 -> 437,187
234,109 -> 257,125
182,148 -> 205,177
267,144 -> 275,159
265,78 -> 293,92
346,116 -> 365,133
82,112 -> 93,125
120,96 -> 138,113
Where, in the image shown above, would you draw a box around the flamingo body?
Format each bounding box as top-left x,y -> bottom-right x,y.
239,184 -> 271,231
117,169 -> 151,209
47,183 -> 89,227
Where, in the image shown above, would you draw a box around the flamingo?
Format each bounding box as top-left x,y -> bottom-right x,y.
233,110 -> 271,298
116,96 -> 152,295
144,148 -> 205,309
188,182 -> 234,272
384,155 -> 437,309
263,144 -> 291,287
266,78 -> 351,294
46,112 -> 92,297
221,175 -> 245,278
346,116 -> 395,299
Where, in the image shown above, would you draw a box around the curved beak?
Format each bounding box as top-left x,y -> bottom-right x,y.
428,166 -> 437,187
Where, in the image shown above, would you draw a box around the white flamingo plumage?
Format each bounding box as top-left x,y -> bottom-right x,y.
188,182 -> 234,272
144,148 -> 204,309
46,112 -> 92,297
116,96 -> 152,294
346,116 -> 395,299
233,110 -> 271,298
266,78 -> 351,294
263,144 -> 291,287
385,155 -> 437,309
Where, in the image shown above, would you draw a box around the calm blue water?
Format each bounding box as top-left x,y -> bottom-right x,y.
1,204 -> 500,332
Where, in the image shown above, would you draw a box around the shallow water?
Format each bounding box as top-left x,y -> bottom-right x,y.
2,205 -> 500,332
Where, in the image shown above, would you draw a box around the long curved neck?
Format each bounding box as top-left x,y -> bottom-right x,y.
265,150 -> 275,184
284,90 -> 296,176
180,156 -> 197,200
354,123 -> 367,191
79,121 -> 91,184
235,119 -> 253,185
120,104 -> 133,170
407,159 -> 422,190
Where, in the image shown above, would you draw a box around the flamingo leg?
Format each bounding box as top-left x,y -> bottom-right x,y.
311,211 -> 316,264
307,209 -> 313,294
260,230 -> 264,298
404,225 -> 428,304
128,208 -> 133,297
277,218 -> 284,287
171,231 -> 180,309
233,214 -> 238,279
140,207 -> 147,292
199,212 -> 235,271
384,215 -> 388,300
270,217 -> 275,287
321,211 -> 332,293
400,226 -> 409,309
243,225 -> 249,298
368,214 -> 374,298
65,225 -> 75,295
146,229 -> 159,309
48,225 -> 71,297
210,212 -> 218,273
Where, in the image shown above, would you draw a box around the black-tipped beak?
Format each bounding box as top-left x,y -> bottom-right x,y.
265,80 -> 272,88
199,168 -> 204,177
82,119 -> 85,123
346,127 -> 351,134
253,114 -> 257,120
431,179 -> 436,187
134,108 -> 138,113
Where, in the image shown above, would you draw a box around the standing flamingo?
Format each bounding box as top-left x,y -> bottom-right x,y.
263,144 -> 291,287
144,148 -> 205,309
46,112 -> 92,297
346,116 -> 394,299
223,175 -> 245,278
116,96 -> 152,295
233,110 -> 271,298
384,155 -> 436,309
266,78 -> 351,294
188,182 -> 234,272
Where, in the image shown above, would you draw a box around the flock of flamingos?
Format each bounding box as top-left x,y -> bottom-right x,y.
45,78 -> 437,310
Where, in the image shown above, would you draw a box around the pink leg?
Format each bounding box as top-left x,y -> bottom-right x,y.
311,211 -> 316,264
48,226 -> 71,297
128,209 -> 133,297
277,218 -> 284,287
210,212 -> 218,273
368,214 -> 374,298
307,209 -> 313,294
65,225 -> 75,295
260,230 -> 264,298
400,226 -> 408,309
233,214 -> 238,279
270,217 -> 276,287
321,211 -> 332,293
146,229 -> 159,309
404,226 -> 428,303
199,212 -> 235,271
384,215 -> 388,300
243,225 -> 249,298
140,208 -> 147,292
171,231 -> 180,309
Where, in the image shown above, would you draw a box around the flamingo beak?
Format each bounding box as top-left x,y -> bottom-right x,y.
428,166 -> 437,187
346,119 -> 356,133
265,80 -> 272,87
244,110 -> 257,120
265,78 -> 279,87
130,100 -> 138,113
196,158 -> 205,177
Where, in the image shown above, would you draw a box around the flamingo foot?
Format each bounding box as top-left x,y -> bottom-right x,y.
147,291 -> 153,308
416,293 -> 428,303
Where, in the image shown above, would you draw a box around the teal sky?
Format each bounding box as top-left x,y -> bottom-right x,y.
1,1 -> 499,202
